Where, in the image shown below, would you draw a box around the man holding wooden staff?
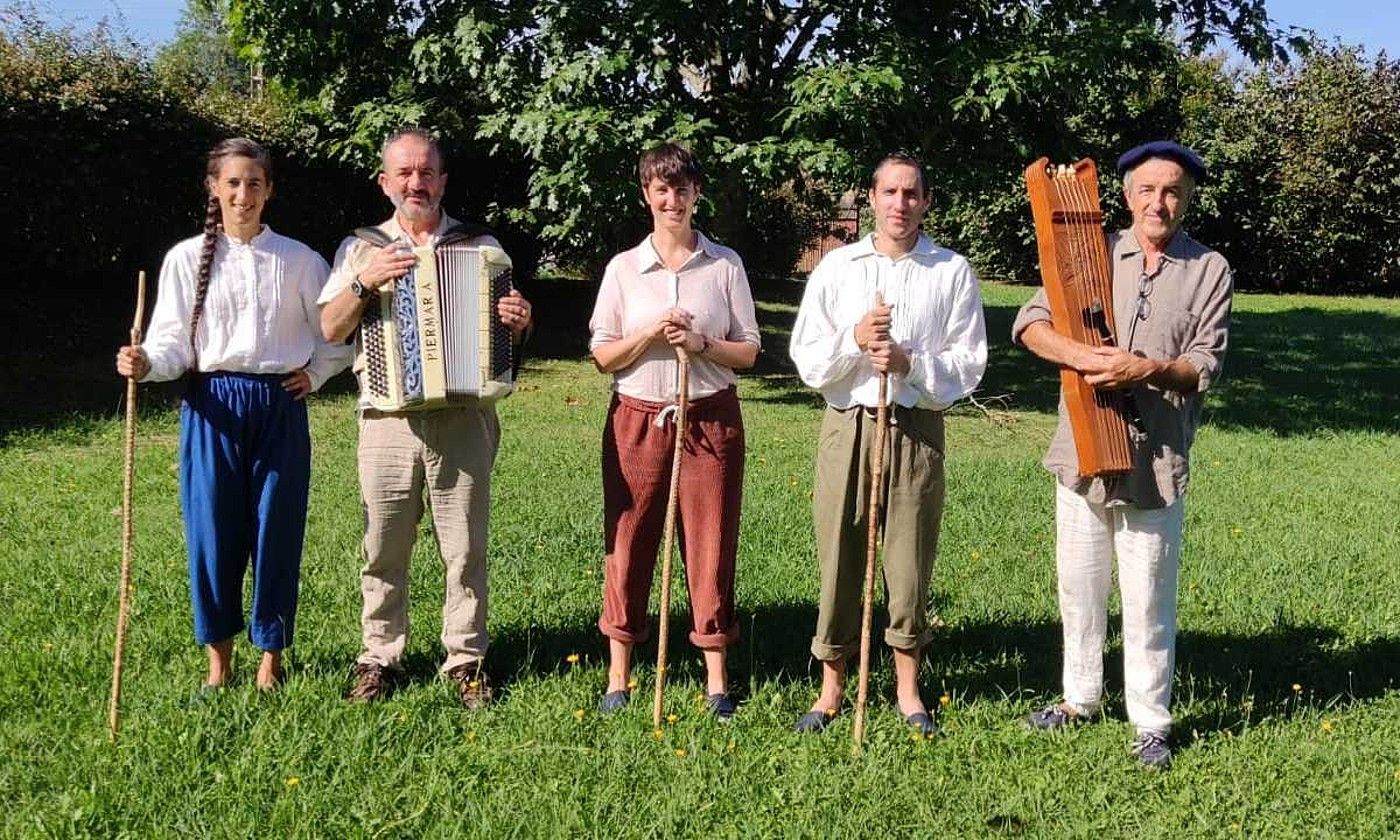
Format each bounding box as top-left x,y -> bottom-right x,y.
789,152 -> 987,735
319,128 -> 534,708
1014,141 -> 1232,769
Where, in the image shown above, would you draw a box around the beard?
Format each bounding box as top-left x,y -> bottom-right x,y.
391,191 -> 439,222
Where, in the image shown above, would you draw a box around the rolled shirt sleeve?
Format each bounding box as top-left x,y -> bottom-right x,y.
1011,287 -> 1052,345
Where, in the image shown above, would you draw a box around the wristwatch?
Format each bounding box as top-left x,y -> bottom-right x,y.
349,275 -> 372,300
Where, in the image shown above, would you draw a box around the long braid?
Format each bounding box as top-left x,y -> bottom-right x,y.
188,193 -> 222,360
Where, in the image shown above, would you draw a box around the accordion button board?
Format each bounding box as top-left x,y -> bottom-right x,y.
360,242 -> 515,411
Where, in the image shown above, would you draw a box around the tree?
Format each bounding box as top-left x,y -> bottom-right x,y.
228,0 -> 1287,279
1182,42 -> 1400,293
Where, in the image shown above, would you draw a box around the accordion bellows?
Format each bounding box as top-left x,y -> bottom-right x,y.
354,227 -> 515,411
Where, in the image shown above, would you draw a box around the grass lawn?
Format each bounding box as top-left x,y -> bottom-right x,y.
1,281 -> 1397,836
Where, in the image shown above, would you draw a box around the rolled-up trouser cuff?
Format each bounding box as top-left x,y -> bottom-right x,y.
598,616 -> 651,645
883,626 -> 933,652
810,637 -> 859,662
689,622 -> 740,650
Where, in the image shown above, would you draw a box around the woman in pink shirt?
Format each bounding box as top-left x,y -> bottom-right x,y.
587,143 -> 762,719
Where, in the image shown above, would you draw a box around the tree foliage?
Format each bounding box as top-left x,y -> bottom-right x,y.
227,0 -> 1287,279
0,8 -> 383,288
1182,42 -> 1400,293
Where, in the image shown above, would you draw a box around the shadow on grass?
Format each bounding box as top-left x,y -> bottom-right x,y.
981,302 -> 1400,435
5,278 -> 1396,443
481,597 -> 1397,732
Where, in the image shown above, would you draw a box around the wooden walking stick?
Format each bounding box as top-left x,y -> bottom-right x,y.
852,292 -> 889,753
109,271 -> 147,743
653,348 -> 690,728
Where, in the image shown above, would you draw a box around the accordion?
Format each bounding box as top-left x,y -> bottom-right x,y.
1024,157 -> 1134,476
353,225 -> 515,411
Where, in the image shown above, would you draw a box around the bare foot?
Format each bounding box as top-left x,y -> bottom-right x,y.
256,650 -> 283,691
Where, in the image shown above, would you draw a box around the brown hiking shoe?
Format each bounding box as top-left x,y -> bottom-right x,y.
445,662 -> 493,710
344,662 -> 396,702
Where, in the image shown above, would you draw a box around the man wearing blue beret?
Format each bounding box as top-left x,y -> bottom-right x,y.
1011,141 -> 1233,768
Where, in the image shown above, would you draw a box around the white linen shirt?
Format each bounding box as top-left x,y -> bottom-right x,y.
141,226 -> 350,390
589,232 -> 761,402
788,233 -> 987,410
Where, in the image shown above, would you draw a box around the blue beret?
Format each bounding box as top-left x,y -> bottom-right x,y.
1116,141 -> 1207,183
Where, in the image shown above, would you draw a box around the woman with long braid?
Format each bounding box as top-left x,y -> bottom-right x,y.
115,138 -> 349,692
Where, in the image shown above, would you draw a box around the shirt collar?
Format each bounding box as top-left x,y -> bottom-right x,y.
1115,227 -> 1194,268
380,211 -> 459,244
851,231 -> 937,261
221,224 -> 271,249
636,231 -> 718,273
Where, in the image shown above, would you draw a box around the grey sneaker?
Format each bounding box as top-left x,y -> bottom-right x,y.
1026,703 -> 1081,730
706,693 -> 738,722
1131,731 -> 1172,769
598,690 -> 630,714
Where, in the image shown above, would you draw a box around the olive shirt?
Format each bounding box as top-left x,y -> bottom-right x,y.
1011,229 -> 1233,509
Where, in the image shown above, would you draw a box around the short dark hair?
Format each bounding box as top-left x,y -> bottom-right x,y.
638,142 -> 702,189
381,126 -> 444,171
869,151 -> 928,195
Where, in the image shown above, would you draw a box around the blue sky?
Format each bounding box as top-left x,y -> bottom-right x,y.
25,0 -> 1400,56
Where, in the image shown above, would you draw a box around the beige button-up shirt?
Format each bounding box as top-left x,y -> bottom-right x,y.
1012,228 -> 1233,508
589,232 -> 761,402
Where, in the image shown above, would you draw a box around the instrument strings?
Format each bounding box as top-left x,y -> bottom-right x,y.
1054,167 -> 1128,467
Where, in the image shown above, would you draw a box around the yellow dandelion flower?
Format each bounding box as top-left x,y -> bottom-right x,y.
824,708 -> 837,718
573,708 -> 586,721
1393,768 -> 1400,781
465,731 -> 477,742
627,678 -> 639,690
939,694 -> 951,707
970,551 -> 982,561
1292,683 -> 1302,693
1212,459 -> 1223,467
583,568 -> 594,577
1231,527 -> 1242,537
1230,822 -> 1241,833
695,693 -> 705,702
675,748 -> 687,757
653,728 -> 664,740
42,642 -> 53,652
565,653 -> 580,664
1321,719 -> 1335,733
726,741 -> 736,753
666,713 -> 679,724
285,777 -> 300,787
910,732 -> 922,742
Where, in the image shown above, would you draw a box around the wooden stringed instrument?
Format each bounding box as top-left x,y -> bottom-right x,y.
1024,157 -> 1133,477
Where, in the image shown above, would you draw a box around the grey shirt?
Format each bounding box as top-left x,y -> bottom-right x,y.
1012,228 -> 1233,508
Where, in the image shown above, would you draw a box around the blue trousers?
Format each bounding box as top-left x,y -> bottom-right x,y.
180,372 -> 310,650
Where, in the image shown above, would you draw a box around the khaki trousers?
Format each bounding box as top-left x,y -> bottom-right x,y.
356,403 -> 499,672
811,404 -> 945,660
